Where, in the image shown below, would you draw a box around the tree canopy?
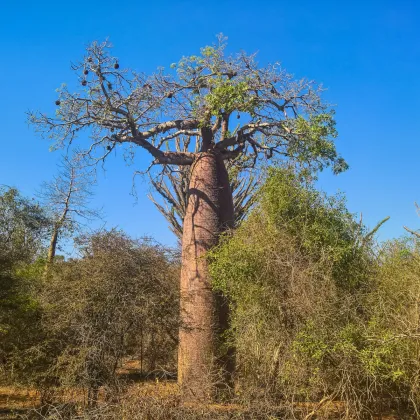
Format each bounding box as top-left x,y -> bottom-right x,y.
29,36 -> 347,175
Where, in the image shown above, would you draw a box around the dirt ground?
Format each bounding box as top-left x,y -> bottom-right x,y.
0,361 -> 403,420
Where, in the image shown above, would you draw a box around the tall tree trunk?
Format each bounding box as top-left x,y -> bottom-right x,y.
46,227 -> 59,265
178,151 -> 234,400
44,226 -> 60,277
45,209 -> 67,272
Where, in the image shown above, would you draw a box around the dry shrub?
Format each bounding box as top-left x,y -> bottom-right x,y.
210,168 -> 419,418
20,229 -> 179,408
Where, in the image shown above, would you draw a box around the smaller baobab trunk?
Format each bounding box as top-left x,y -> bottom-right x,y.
178,151 -> 234,400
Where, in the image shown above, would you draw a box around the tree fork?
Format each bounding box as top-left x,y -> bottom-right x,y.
178,151 -> 234,400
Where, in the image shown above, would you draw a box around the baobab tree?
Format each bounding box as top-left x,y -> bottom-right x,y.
29,36 -> 347,400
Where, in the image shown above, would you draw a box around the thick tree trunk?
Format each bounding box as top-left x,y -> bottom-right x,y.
178,151 -> 234,400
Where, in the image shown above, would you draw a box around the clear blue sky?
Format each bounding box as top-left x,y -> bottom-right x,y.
1,0 -> 419,247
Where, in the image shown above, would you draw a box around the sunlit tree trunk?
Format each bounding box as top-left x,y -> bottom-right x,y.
45,208 -> 67,270
178,151 -> 234,400
46,227 -> 59,265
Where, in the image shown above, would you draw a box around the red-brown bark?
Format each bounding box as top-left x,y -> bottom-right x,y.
178,151 -> 234,400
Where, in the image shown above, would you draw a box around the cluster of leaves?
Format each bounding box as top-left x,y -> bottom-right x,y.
0,187 -> 49,263
205,80 -> 256,117
176,43 -> 258,118
293,238 -> 420,416
291,113 -> 348,174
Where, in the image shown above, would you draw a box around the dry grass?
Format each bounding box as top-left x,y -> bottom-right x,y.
0,382 -> 404,419
0,386 -> 38,418
0,357 -> 407,418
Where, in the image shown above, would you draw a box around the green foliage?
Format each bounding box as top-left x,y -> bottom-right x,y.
291,113 -> 348,174
0,186 -> 49,263
209,168 -> 419,417
212,168 -> 370,297
205,80 -> 256,117
2,174 -> 419,418
0,187 -> 49,386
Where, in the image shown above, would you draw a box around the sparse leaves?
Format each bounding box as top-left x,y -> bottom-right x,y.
29,37 -> 346,173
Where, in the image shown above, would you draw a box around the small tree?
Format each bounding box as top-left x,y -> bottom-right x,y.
29,36 -> 347,399
38,156 -> 99,268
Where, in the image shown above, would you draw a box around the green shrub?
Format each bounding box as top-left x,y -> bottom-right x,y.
210,168 -> 419,417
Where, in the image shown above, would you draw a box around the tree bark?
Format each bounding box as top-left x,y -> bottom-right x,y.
46,227 -> 59,265
178,151 -> 234,400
